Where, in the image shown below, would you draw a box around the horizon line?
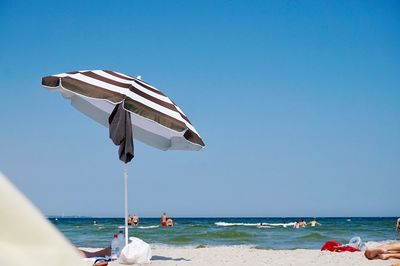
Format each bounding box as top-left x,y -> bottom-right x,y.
46,215 -> 398,219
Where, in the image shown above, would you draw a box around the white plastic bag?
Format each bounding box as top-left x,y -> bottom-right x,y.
348,236 -> 367,251
118,237 -> 152,264
348,236 -> 361,248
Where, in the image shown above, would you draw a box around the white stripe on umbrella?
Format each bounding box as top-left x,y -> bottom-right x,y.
52,71 -> 193,130
61,73 -> 191,127
96,71 -> 173,103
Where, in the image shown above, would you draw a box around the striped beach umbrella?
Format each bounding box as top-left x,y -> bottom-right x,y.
42,70 -> 205,245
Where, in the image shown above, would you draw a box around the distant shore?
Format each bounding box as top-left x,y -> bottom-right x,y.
82,246 -> 395,266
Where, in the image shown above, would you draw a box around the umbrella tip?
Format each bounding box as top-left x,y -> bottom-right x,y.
136,75 -> 141,80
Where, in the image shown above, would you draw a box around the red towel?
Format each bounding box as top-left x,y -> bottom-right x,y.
321,240 -> 360,252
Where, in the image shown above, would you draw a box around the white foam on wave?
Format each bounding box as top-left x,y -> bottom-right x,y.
215,222 -> 259,227
118,225 -> 132,229
256,225 -> 272,228
215,221 -> 296,228
118,225 -> 159,229
137,225 -> 159,229
266,222 -> 296,228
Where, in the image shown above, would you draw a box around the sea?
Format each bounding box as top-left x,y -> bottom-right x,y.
49,217 -> 399,249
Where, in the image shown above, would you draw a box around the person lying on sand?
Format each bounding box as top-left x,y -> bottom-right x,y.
364,242 -> 400,260
79,247 -> 111,258
78,247 -> 111,265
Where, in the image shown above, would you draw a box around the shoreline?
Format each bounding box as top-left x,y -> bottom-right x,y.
81,246 -> 398,266
79,240 -> 398,250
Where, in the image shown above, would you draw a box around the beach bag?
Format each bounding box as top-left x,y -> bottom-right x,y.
118,237 -> 152,264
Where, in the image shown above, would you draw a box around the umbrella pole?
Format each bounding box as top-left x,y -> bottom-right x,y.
124,163 -> 128,247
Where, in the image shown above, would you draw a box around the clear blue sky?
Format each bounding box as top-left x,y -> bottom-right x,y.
1,0 -> 399,217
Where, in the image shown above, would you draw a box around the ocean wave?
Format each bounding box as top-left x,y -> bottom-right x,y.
215,221 -> 295,228
118,225 -> 159,229
256,225 -> 272,228
265,222 -> 296,228
295,232 -> 327,241
200,230 -> 254,240
167,235 -> 194,244
137,225 -> 159,229
215,222 -> 259,227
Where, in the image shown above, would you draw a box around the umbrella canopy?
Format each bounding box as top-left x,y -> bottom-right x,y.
42,70 -> 205,246
42,70 -> 204,152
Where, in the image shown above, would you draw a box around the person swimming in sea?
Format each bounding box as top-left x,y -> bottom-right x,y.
299,220 -> 307,227
132,214 -> 139,226
293,221 -> 300,228
308,218 -> 321,227
161,212 -> 167,226
166,217 -> 174,227
293,220 -> 306,228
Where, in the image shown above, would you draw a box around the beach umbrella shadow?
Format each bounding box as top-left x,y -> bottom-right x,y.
151,255 -> 191,261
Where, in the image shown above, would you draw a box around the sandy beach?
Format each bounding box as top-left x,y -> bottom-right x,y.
82,246 -> 398,266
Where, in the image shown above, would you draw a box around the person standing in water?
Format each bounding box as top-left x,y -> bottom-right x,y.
396,218 -> 400,232
308,218 -> 321,227
299,220 -> 307,227
132,214 -> 139,226
166,217 -> 174,227
161,212 -> 167,227
293,221 -> 300,229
